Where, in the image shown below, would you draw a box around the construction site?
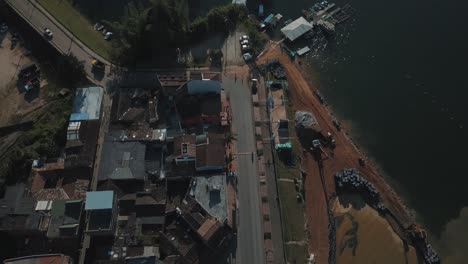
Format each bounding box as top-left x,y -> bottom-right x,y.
256,44 -> 440,264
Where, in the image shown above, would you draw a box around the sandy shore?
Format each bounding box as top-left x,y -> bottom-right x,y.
257,44 -> 418,263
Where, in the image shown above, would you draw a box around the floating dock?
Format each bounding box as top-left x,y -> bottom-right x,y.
302,1 -> 355,34
297,46 -> 311,56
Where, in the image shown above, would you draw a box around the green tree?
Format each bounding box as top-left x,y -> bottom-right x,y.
106,2 -> 147,65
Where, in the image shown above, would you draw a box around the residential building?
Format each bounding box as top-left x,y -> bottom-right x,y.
84,191 -> 116,235
4,254 -> 72,264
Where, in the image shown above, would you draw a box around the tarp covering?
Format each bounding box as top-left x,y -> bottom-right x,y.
280,17 -> 313,41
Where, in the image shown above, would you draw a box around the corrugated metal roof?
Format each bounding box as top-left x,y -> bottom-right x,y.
85,191 -> 114,210
280,17 -> 313,41
35,200 -> 53,211
98,141 -> 146,181
187,80 -> 221,95
71,86 -> 103,121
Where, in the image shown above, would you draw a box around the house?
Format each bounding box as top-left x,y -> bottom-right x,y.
84,191 -> 116,235
126,256 -> 163,264
4,254 -> 72,264
0,184 -> 47,235
170,133 -> 226,175
98,140 -> 147,182
180,196 -> 225,249
195,133 -> 226,173
188,174 -> 227,223
45,199 -> 84,254
173,134 -> 197,166
159,214 -> 199,264
46,199 -> 83,240
69,86 -> 104,122
157,72 -> 188,97
30,160 -> 89,201
156,71 -> 221,98
110,88 -> 148,125
64,120 -> 100,174
176,80 -> 225,127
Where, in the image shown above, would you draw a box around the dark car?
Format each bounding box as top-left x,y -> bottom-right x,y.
18,63 -> 40,79
24,77 -> 40,92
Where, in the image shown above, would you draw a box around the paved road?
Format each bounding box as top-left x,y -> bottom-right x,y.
5,0 -> 111,85
223,30 -> 265,264
224,74 -> 264,264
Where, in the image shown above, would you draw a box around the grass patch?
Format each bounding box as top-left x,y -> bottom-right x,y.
38,0 -> 112,60
278,181 -> 305,242
285,244 -> 308,264
274,88 -> 308,262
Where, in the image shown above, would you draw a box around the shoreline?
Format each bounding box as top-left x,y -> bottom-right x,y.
295,57 -> 418,227
256,43 -> 435,263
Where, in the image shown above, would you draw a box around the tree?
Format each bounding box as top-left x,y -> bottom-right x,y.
106,2 -> 147,65
56,54 -> 86,86
226,131 -> 238,144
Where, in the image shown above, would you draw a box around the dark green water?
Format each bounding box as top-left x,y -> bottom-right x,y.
248,0 -> 468,259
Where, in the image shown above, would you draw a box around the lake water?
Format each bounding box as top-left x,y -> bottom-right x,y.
247,0 -> 468,259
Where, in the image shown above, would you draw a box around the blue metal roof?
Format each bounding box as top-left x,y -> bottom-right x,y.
264,14 -> 275,23
72,86 -> 103,120
69,113 -> 89,121
85,191 -> 114,210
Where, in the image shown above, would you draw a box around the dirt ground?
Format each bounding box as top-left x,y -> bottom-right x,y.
0,32 -> 46,127
333,198 -> 418,264
257,44 -> 415,264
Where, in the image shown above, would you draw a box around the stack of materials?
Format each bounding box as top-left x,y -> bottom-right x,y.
295,111 -> 322,139
335,168 -> 382,210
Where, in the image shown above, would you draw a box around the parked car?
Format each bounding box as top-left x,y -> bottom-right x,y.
18,63 -> 40,79
24,77 -> 40,92
239,35 -> 249,41
0,23 -> 8,34
43,28 -> 53,39
94,23 -> 105,31
241,39 -> 249,45
104,32 -> 113,40
91,59 -> 105,69
243,53 -> 253,61
241,44 -> 250,51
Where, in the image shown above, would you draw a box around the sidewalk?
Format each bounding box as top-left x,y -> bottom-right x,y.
254,76 -> 286,264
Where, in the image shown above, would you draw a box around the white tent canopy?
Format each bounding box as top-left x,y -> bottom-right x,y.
281,17 -> 313,41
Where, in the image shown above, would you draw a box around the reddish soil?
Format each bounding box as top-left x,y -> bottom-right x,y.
257,45 -> 414,264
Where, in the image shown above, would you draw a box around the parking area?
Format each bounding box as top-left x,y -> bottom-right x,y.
0,29 -> 45,126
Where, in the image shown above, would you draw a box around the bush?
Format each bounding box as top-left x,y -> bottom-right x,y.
190,16 -> 209,38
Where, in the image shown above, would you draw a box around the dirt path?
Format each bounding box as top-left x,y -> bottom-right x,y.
257,45 -> 415,263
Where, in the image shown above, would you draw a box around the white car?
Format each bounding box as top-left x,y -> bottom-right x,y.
241,39 -> 249,45
241,44 -> 250,51
104,32 -> 113,40
43,28 -> 53,39
239,35 -> 249,41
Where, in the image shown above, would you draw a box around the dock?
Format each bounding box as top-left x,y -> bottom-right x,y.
297,46 -> 311,56
306,2 -> 355,34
